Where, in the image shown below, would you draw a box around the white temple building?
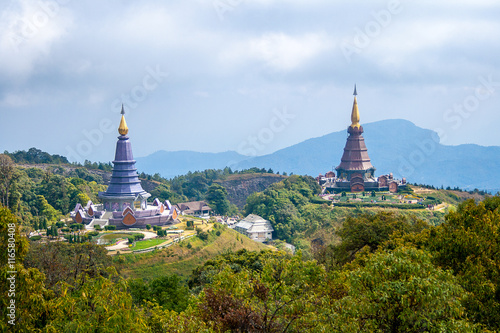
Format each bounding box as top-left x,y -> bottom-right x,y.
233,214 -> 274,242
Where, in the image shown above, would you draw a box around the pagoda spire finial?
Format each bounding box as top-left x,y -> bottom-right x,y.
350,85 -> 360,129
118,104 -> 129,135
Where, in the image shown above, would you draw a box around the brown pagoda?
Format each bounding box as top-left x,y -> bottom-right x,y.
335,85 -> 375,191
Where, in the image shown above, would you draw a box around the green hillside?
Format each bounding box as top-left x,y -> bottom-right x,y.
114,225 -> 270,281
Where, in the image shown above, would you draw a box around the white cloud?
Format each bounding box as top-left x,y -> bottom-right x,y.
0,0 -> 73,79
377,19 -> 499,57
1,0 -> 500,160
0,92 -> 30,107
222,32 -> 333,71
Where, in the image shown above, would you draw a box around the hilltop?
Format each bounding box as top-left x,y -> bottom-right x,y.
114,225 -> 270,281
215,173 -> 287,208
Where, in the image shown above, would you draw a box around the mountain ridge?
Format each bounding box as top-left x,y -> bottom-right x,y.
135,119 -> 500,192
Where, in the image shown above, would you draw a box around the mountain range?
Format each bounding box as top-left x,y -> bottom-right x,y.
135,119 -> 500,192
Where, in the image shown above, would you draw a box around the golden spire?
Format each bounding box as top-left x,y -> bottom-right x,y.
350,84 -> 360,129
118,104 -> 129,135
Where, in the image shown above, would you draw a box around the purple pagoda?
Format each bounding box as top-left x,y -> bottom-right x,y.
98,106 -> 151,211
70,106 -> 178,229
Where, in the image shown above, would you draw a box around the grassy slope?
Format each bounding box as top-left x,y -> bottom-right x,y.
112,187 -> 483,280
412,187 -> 485,206
114,227 -> 269,281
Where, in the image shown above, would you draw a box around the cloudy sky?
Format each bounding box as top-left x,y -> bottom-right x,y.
1,0 -> 499,163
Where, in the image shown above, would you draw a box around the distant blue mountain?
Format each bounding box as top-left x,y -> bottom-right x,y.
136,119 -> 500,192
136,150 -> 248,179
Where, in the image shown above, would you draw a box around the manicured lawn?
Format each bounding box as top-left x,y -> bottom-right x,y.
133,238 -> 168,250
97,232 -> 144,245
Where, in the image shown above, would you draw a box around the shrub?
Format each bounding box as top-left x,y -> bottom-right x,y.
187,243 -> 192,249
128,237 -> 135,244
198,231 -> 209,241
216,230 -> 221,236
56,221 -> 65,228
333,202 -> 424,210
61,227 -> 70,232
146,224 -> 151,230
71,223 -> 84,230
105,225 -> 116,231
310,196 -> 330,204
87,231 -> 99,237
29,235 -> 42,241
94,225 -> 102,231
134,233 -> 145,240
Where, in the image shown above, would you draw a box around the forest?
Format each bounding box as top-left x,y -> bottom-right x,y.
0,149 -> 292,233
1,149 -> 499,331
1,195 -> 500,332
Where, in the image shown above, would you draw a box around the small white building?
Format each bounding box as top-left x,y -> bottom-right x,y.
233,214 -> 274,242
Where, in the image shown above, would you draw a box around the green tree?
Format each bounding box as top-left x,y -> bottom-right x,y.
0,154 -> 16,207
422,197 -> 500,329
0,205 -> 52,331
24,242 -> 112,290
36,194 -> 61,222
129,275 -> 189,312
144,304 -> 212,333
188,249 -> 285,290
43,270 -> 148,332
76,192 -> 91,206
194,251 -> 325,332
206,183 -> 230,215
328,246 -> 477,332
198,231 -> 209,241
330,211 -> 428,266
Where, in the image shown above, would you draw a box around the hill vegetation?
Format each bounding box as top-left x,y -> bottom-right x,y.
2,195 -> 500,331
0,150 -> 288,230
114,224 -> 269,281
1,148 -> 498,331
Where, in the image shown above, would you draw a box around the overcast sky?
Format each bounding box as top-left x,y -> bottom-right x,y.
1,0 -> 499,163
